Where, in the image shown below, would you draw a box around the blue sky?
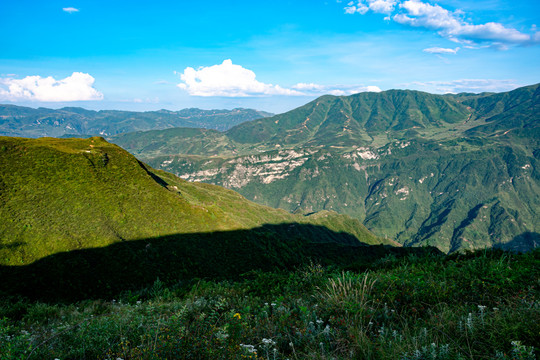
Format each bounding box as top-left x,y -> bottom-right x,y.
1,0 -> 539,113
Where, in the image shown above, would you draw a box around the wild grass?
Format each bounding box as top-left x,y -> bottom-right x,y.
317,271 -> 376,307
0,249 -> 538,359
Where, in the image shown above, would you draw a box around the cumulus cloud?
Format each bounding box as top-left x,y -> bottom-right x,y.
292,83 -> 382,95
365,85 -> 383,92
345,2 -> 369,14
343,0 -> 540,47
0,72 -> 103,102
345,0 -> 397,15
177,59 -> 302,97
62,7 -> 79,13
177,60 -> 382,97
423,47 -> 459,54
410,79 -> 521,93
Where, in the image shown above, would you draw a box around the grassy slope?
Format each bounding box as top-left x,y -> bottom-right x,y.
0,136 -> 387,266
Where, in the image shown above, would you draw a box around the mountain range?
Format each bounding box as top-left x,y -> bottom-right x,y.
109,84 -> 540,252
0,105 -> 273,138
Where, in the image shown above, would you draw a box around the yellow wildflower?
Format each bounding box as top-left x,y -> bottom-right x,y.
234,313 -> 241,319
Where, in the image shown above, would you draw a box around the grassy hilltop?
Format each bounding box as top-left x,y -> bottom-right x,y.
0,136 -> 393,266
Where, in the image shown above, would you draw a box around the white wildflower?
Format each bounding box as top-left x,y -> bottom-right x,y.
240,344 -> 257,353
261,338 -> 276,346
322,325 -> 331,335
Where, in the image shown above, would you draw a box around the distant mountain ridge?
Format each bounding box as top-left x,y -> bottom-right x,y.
111,84 -> 540,252
225,89 -> 471,147
0,104 -> 273,138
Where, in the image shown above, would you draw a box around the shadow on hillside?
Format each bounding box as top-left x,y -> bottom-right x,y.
496,232 -> 540,252
0,223 -> 439,302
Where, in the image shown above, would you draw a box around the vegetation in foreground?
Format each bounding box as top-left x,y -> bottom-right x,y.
1,249 -> 538,359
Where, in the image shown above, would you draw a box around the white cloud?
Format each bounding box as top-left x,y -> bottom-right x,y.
410,79 -> 521,93
345,0 -> 397,15
292,83 -> 327,91
344,0 -> 539,47
423,47 -> 460,54
345,4 -> 369,14
0,72 -> 103,102
452,22 -> 531,43
365,85 -> 383,92
393,1 -> 461,31
177,59 -> 302,97
177,60 -> 382,98
62,7 -> 79,13
292,83 -> 382,95
369,0 -> 398,14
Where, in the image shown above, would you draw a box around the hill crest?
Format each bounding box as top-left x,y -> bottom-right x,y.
0,136 -> 389,266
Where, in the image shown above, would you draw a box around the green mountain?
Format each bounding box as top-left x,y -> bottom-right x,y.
0,105 -> 273,138
0,136 -> 392,268
111,84 -> 540,252
225,89 -> 471,147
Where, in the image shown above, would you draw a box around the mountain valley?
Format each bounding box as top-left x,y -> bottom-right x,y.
111,85 -> 540,252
